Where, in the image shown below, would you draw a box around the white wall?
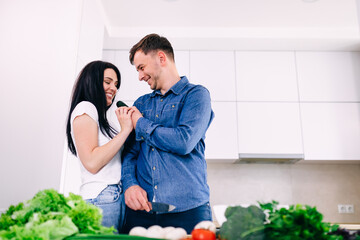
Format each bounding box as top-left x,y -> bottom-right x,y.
60,0 -> 106,196
0,0 -> 104,210
208,162 -> 360,224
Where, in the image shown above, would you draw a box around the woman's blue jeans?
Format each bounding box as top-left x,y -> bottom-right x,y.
86,184 -> 125,233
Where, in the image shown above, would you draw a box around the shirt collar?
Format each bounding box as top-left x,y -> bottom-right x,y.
150,76 -> 189,97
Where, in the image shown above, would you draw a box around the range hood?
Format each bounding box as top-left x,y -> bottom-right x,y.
235,153 -> 304,164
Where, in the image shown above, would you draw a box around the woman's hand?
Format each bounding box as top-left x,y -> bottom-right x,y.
115,107 -> 135,134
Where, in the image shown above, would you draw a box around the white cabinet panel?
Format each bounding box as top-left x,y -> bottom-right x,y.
114,50 -> 151,101
175,50 -> 190,78
190,51 -> 236,101
102,50 -> 115,63
237,103 -> 303,154
296,52 -> 360,102
236,52 -> 299,101
205,102 -> 238,160
301,103 -> 360,160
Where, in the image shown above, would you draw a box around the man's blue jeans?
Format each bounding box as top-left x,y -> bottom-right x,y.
86,184 -> 125,233
123,202 -> 212,233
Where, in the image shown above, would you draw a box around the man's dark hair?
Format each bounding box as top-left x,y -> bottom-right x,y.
129,33 -> 175,64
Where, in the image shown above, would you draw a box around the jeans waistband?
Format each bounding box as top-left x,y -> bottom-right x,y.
107,183 -> 123,194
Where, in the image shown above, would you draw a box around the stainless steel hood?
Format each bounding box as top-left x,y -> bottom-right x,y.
236,153 -> 304,164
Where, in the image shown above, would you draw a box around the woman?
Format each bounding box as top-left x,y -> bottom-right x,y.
66,60 -> 133,232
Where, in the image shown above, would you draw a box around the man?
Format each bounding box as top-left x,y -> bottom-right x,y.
121,33 -> 214,233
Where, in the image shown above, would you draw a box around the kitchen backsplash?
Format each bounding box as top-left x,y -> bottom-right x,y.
207,162 -> 360,224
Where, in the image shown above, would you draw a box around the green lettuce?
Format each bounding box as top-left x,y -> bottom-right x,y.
0,189 -> 114,240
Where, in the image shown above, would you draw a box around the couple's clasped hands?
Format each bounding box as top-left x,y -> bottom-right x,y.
115,106 -> 142,133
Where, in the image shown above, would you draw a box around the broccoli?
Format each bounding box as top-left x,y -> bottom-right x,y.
219,205 -> 266,240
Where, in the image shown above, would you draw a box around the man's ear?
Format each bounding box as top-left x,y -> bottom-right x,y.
158,51 -> 167,65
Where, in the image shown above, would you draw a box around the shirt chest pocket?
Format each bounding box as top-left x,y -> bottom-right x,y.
160,102 -> 183,127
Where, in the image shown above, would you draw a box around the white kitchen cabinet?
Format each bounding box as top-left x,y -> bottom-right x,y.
237,102 -> 303,155
102,50 -> 116,63
300,103 -> 360,160
174,50 -> 190,78
236,51 -> 299,102
190,51 -> 236,101
296,52 -> 360,102
205,102 -> 238,160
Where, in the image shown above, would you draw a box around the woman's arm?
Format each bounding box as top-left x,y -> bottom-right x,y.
73,107 -> 134,174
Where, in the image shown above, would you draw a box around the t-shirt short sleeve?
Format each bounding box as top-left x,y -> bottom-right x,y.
71,101 -> 98,125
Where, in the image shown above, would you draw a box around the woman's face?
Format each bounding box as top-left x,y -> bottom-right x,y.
103,68 -> 118,106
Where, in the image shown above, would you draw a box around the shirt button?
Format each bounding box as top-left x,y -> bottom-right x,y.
172,105 -> 175,108
141,137 -> 144,140
156,114 -> 159,118
152,148 -> 155,151
160,99 -> 163,102
153,166 -> 156,171
154,185 -> 158,190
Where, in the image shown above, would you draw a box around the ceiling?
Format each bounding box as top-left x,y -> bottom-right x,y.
99,0 -> 360,50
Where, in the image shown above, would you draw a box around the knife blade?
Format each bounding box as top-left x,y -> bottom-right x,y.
150,202 -> 176,213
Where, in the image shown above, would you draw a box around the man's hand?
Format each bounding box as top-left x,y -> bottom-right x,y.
124,185 -> 151,212
130,106 -> 143,129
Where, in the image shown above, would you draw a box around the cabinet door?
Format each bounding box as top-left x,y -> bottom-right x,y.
190,51 -> 236,101
296,52 -> 360,102
237,103 -> 303,154
102,50 -> 116,63
236,51 -> 298,101
300,103 -> 360,160
174,50 -> 190,78
205,102 -> 238,160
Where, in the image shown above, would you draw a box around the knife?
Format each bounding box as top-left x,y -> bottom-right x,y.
150,202 -> 176,213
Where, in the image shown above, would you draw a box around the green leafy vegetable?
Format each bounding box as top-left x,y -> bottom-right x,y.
219,201 -> 352,240
219,205 -> 266,240
0,189 -> 114,240
259,201 -> 342,240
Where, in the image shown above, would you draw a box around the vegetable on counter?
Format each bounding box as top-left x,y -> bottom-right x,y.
219,205 -> 266,240
129,225 -> 187,240
259,201 -> 342,240
0,189 -> 114,240
191,229 -> 216,240
191,220 -> 217,240
218,201 -> 358,240
193,221 -> 216,234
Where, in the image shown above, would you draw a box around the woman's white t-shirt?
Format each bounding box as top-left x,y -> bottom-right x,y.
70,101 -> 121,200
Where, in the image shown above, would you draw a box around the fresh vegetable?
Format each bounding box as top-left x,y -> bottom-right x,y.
128,225 -> 187,240
191,229 -> 216,240
164,228 -> 187,240
328,227 -> 360,240
259,201 -> 342,240
0,189 -> 114,240
194,221 -> 216,233
129,226 -> 148,237
146,225 -> 165,238
219,205 -> 266,240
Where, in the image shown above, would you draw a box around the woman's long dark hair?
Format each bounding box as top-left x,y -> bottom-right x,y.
66,60 -> 121,156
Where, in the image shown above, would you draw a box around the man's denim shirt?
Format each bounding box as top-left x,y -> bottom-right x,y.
121,76 -> 214,212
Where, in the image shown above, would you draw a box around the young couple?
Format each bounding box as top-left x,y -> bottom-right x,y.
66,34 -> 214,233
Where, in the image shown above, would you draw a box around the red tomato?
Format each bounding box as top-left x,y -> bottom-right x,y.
191,229 -> 216,240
